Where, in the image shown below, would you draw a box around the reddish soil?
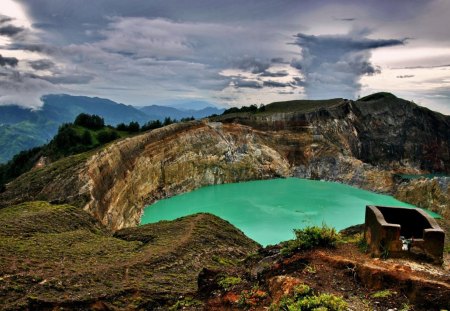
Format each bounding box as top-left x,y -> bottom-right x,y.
202,243 -> 450,311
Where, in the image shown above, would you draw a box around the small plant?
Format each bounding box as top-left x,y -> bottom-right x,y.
357,235 -> 369,253
237,286 -> 267,308
169,297 -> 202,310
270,283 -> 347,311
304,264 -> 317,274
400,303 -> 411,311
212,255 -> 237,266
371,289 -> 396,299
281,225 -> 340,255
444,244 -> 450,254
380,243 -> 390,260
218,276 -> 242,290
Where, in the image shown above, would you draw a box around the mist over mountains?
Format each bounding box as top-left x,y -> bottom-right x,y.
0,94 -> 224,163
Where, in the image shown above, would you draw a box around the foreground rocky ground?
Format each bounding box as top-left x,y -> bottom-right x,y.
0,201 -> 448,310
0,202 -> 258,310
200,229 -> 450,311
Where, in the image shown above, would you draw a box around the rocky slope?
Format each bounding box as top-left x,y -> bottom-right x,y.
1,93 -> 449,230
0,202 -> 258,310
395,176 -> 450,219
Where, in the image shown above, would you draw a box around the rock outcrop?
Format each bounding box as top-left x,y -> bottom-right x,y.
1,93 -> 449,230
395,177 -> 450,219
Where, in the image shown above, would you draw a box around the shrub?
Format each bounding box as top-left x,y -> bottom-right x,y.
81,130 -> 93,145
169,297 -> 202,310
371,289 -> 396,299
141,120 -> 162,132
54,124 -> 81,149
127,121 -> 140,132
281,225 -> 340,255
180,116 -> 195,122
116,123 -> 127,131
270,284 -> 347,311
218,276 -> 242,290
163,117 -> 176,126
96,130 -> 119,144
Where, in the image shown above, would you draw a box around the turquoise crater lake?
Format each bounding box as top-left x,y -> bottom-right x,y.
141,178 -> 438,246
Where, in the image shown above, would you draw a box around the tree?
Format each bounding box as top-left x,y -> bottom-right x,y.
97,130 -> 119,144
81,130 -> 93,145
163,117 -> 175,126
141,120 -> 162,132
54,124 -> 81,149
180,116 -> 195,122
74,113 -> 105,130
127,121 -> 140,132
116,123 -> 127,131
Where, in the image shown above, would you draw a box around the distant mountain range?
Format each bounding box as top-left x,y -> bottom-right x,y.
0,94 -> 224,163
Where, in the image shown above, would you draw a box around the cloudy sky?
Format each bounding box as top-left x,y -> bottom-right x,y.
0,0 -> 449,114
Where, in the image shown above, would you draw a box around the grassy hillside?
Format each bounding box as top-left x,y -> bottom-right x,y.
0,115 -> 133,192
0,201 -> 258,309
0,94 -> 207,163
263,98 -> 344,113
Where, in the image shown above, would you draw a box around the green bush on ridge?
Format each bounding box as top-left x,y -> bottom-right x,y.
281,225 -> 340,256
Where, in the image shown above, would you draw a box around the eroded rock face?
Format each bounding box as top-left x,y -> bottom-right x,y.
395,177 -> 450,219
85,121 -> 291,229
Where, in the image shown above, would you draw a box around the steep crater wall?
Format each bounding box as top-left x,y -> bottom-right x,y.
84,121 -> 292,229
1,95 -> 449,230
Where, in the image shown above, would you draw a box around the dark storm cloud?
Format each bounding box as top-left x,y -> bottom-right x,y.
0,55 -> 18,67
0,25 -> 24,37
28,59 -> 54,70
263,80 -> 291,88
233,79 -> 263,89
234,57 -> 271,74
292,32 -> 405,99
7,43 -> 55,54
260,70 -> 289,77
291,77 -> 306,86
270,57 -> 286,64
0,15 -> 13,24
38,74 -> 93,85
334,17 -> 356,22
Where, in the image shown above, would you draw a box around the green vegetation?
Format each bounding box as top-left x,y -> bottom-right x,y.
218,275 -> 242,290
371,289 -> 396,299
357,92 -> 396,102
74,113 -> 105,129
0,204 -> 258,309
0,112 -> 188,191
237,285 -> 268,308
400,303 -> 412,311
357,235 -> 369,253
223,104 -> 266,114
217,98 -> 344,120
212,255 -> 238,267
281,225 -> 341,255
169,297 -> 203,310
116,121 -> 140,132
269,284 -> 347,311
141,119 -> 163,131
263,98 -> 343,113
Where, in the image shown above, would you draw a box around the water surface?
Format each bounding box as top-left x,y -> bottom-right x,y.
141,178 -> 438,246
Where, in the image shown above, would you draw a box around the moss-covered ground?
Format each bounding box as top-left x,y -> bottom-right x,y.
0,201 -> 259,310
